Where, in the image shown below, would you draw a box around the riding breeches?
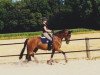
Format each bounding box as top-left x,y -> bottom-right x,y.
43,32 -> 52,41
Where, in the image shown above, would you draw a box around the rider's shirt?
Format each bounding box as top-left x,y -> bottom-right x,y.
42,25 -> 51,33
42,25 -> 47,33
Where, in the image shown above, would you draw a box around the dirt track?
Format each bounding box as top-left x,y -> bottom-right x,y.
0,60 -> 100,75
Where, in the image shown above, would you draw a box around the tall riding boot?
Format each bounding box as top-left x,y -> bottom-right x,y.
48,41 -> 52,50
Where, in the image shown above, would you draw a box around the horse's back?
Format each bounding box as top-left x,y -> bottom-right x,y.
27,37 -> 41,45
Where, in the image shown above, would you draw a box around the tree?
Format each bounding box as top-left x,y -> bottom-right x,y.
0,20 -> 4,32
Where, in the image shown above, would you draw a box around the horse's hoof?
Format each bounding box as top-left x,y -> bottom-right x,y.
65,60 -> 68,63
36,61 -> 39,63
47,60 -> 52,65
48,62 -> 52,65
55,60 -> 59,63
19,59 -> 23,63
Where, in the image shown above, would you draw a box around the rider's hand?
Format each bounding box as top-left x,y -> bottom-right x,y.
52,30 -> 54,34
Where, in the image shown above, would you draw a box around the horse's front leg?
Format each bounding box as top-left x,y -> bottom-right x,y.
47,50 -> 55,65
61,51 -> 67,63
59,50 -> 67,63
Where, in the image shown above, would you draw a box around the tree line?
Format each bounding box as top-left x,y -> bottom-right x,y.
0,0 -> 100,33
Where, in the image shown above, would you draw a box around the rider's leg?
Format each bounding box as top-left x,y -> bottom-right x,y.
43,33 -> 52,41
43,33 -> 52,50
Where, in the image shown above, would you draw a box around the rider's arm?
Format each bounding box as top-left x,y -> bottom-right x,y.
43,26 -> 52,33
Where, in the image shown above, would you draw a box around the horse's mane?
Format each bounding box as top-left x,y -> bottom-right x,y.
54,30 -> 63,35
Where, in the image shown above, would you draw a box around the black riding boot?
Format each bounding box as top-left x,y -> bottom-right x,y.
48,41 -> 52,50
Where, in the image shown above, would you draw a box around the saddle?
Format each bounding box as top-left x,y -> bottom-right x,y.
41,37 -> 52,50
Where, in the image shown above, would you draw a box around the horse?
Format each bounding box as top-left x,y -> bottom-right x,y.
19,29 -> 71,65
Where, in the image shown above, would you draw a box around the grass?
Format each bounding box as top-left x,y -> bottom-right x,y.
0,28 -> 99,40
70,28 -> 98,34
0,31 -> 42,40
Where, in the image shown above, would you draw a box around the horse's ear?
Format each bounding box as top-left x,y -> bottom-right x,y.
62,29 -> 65,32
63,29 -> 68,32
68,30 -> 72,34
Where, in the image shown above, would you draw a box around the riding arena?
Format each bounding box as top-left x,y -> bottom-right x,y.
0,32 -> 100,75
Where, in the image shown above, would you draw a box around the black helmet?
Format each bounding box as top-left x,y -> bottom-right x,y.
42,17 -> 48,21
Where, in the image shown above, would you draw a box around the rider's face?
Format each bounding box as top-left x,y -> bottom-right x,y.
43,21 -> 47,25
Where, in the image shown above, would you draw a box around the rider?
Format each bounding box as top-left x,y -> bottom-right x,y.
42,18 -> 53,49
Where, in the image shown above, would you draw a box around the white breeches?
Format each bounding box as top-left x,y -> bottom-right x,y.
43,32 -> 52,41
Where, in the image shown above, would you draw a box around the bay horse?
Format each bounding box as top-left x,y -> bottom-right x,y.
19,29 -> 71,64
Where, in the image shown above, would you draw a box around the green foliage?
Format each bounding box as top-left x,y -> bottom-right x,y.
0,20 -> 4,31
0,0 -> 99,33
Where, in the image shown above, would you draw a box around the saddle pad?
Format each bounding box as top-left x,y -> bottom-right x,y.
41,37 -> 49,44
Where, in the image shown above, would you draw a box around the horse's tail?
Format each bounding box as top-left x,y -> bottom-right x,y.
19,39 -> 28,60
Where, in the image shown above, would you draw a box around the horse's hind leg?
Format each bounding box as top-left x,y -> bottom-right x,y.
34,47 -> 38,53
31,53 -> 39,63
32,48 -> 39,63
26,54 -> 31,61
25,48 -> 38,61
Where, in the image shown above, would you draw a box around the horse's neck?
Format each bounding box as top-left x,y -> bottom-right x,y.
54,33 -> 64,41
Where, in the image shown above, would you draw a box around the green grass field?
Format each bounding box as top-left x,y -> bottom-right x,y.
0,28 -> 99,40
0,31 -> 42,40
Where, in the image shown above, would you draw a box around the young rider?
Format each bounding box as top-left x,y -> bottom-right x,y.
42,18 -> 52,41
42,18 -> 53,49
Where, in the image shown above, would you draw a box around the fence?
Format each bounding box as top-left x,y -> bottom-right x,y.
0,37 -> 100,59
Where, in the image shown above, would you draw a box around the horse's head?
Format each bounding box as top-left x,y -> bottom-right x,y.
54,29 -> 72,44
62,29 -> 72,44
